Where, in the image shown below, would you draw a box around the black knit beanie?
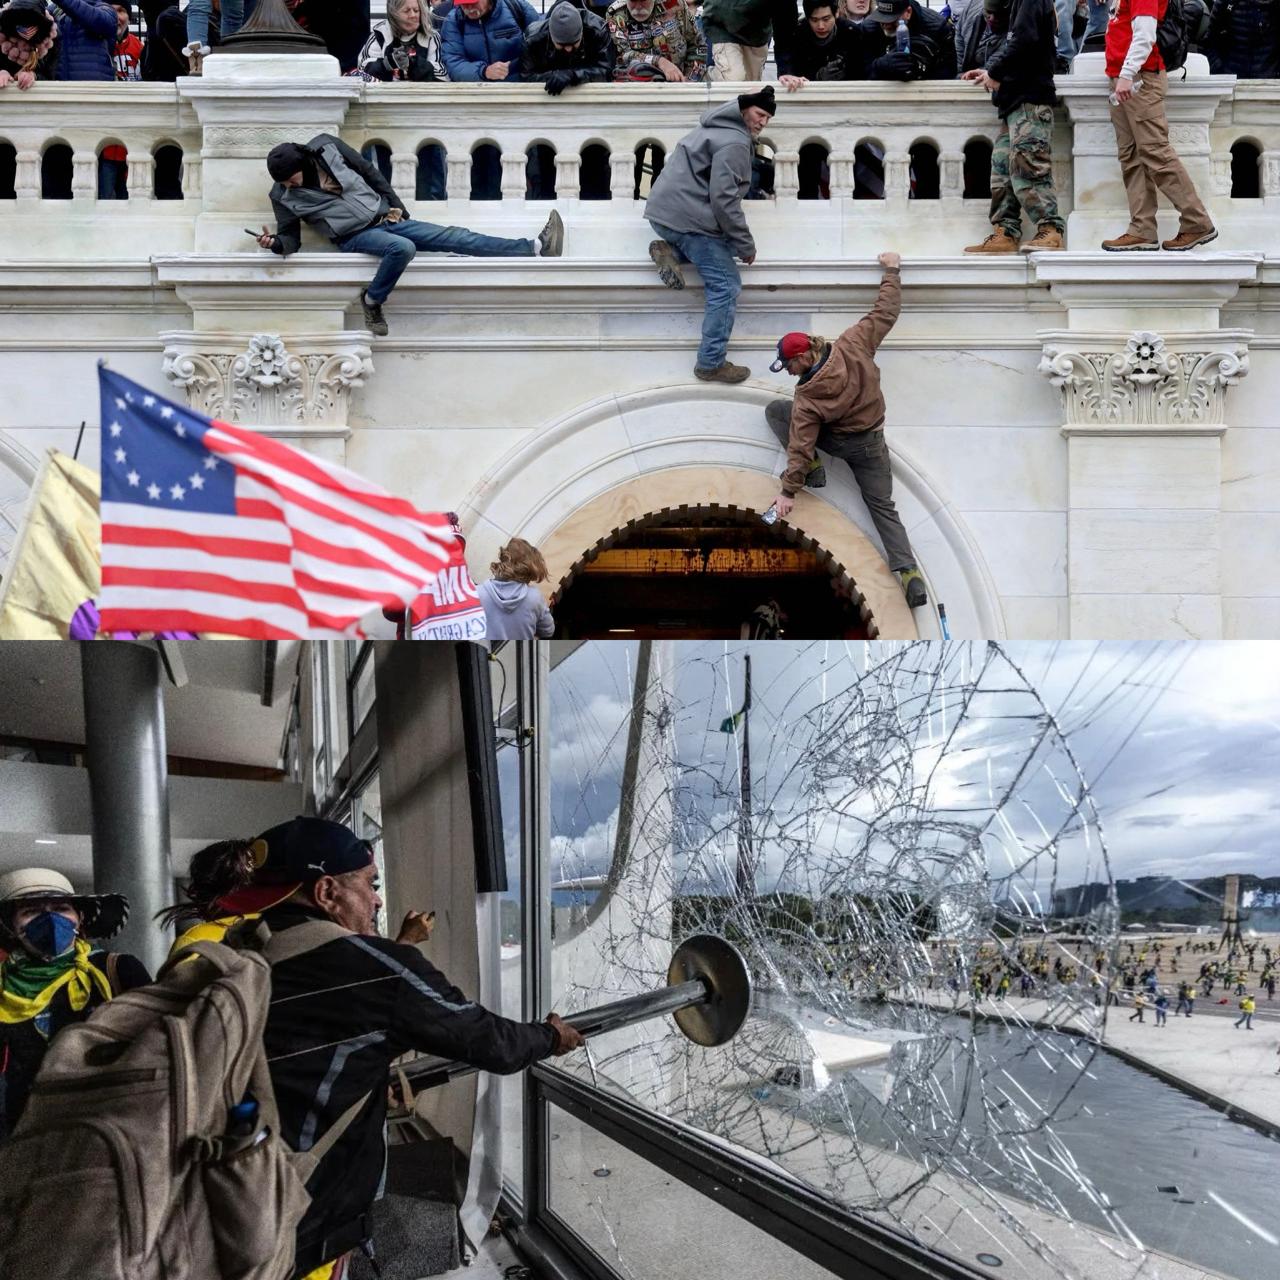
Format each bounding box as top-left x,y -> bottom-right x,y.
737,85 -> 777,117
267,142 -> 311,183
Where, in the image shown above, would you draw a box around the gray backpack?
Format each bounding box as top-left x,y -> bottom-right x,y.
0,919 -> 362,1280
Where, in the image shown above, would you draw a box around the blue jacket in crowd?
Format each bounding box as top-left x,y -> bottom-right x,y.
440,0 -> 541,81
53,0 -> 117,81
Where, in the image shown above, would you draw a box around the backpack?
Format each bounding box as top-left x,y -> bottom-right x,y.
0,919 -> 360,1280
1157,0 -> 1194,73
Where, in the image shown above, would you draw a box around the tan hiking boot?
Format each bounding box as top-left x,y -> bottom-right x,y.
1162,226 -> 1218,252
694,362 -> 750,384
1101,231 -> 1158,251
963,228 -> 1020,255
649,240 -> 685,290
1021,225 -> 1065,252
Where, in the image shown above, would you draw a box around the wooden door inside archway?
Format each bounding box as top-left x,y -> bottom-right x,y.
550,503 -> 875,640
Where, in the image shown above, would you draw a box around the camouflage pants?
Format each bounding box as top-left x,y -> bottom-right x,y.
989,103 -> 1063,238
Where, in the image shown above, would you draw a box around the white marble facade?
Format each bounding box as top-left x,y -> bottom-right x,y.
1,54 -> 1278,638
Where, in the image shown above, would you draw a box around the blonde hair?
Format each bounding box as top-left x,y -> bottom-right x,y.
491,538 -> 549,584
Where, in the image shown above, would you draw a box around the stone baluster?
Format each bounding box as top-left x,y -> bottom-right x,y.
128,149 -> 156,201
939,151 -> 963,201
773,150 -> 799,199
884,151 -> 911,203
501,151 -> 527,200
1262,150 -> 1280,209
555,151 -> 581,200
1209,152 -> 1231,197
72,150 -> 97,200
391,151 -> 417,196
14,150 -> 40,201
827,152 -> 855,200
446,152 -> 472,200
609,151 -> 634,201
182,154 -> 202,200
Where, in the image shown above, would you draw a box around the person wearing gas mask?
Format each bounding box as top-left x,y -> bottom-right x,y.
0,868 -> 149,1141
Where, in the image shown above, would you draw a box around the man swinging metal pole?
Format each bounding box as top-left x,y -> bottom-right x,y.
764,251 -> 928,609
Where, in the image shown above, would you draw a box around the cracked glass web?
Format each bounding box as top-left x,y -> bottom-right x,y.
540,641 -> 1280,1280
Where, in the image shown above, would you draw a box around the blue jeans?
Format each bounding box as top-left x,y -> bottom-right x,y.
187,0 -> 257,43
98,156 -> 127,200
1053,0 -> 1077,63
339,218 -> 536,304
648,220 -> 741,370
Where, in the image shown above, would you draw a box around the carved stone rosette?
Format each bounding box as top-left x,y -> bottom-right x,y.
1038,330 -> 1250,429
160,332 -> 373,430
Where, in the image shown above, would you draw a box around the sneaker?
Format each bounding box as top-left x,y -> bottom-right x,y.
963,228 -> 1020,255
360,290 -> 388,337
649,239 -> 685,290
694,362 -> 750,384
1101,231 -> 1159,251
537,210 -> 564,258
1021,225 -> 1065,252
898,567 -> 928,608
1162,226 -> 1218,252
805,463 -> 827,489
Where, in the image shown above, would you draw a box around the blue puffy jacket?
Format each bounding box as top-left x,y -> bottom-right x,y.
53,0 -> 117,81
440,0 -> 541,81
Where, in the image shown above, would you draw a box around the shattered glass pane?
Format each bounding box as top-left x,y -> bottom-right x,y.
544,641 -> 1280,1280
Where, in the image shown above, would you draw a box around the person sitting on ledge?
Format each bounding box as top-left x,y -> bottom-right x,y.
0,1 -> 59,89
518,0 -> 617,93
606,0 -> 706,81
256,135 -> 564,337
764,252 -> 929,610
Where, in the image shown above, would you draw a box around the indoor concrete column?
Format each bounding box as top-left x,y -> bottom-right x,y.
81,642 -> 174,978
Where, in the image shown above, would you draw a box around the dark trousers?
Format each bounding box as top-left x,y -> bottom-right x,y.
765,399 -> 915,571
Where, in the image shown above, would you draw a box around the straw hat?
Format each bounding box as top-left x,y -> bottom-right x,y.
0,867 -> 129,941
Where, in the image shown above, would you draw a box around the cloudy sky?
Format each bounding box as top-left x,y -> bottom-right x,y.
533,642 -> 1280,900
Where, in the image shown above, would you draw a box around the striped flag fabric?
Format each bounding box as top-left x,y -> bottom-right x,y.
97,366 -> 455,639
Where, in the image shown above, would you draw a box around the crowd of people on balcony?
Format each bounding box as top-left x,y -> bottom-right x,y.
1,0 -> 1278,89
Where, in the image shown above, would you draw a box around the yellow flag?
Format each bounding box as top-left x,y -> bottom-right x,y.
0,450 -> 100,639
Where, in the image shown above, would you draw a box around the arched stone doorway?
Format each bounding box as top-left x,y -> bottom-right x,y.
550,501 -> 874,639
459,385 -> 1006,639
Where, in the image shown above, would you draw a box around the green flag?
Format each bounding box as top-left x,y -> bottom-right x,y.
719,709 -> 745,734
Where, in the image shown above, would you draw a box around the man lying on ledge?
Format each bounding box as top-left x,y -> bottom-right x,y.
256,134 -> 565,337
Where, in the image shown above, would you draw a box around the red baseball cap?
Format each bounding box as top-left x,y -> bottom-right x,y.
770,332 -> 811,372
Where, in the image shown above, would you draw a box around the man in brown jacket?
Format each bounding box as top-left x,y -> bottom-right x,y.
765,252 -> 927,608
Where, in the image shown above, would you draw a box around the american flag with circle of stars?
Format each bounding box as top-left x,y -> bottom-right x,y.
98,367 -> 455,639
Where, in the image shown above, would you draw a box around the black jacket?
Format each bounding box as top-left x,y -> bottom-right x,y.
262,905 -> 557,1275
1203,0 -> 1280,77
518,0 -> 617,84
306,0 -> 372,73
863,4 -> 956,80
782,17 -> 875,79
957,0 -> 1008,74
268,133 -> 408,255
985,0 -> 1057,118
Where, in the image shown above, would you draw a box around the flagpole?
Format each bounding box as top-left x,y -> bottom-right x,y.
736,653 -> 753,900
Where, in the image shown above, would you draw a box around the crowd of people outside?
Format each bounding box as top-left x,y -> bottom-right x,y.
1,0 -> 1276,90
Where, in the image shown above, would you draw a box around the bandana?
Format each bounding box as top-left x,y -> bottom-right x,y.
0,938 -> 112,1024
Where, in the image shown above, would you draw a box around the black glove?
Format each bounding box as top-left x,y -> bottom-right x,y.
544,69 -> 574,95
870,50 -> 917,80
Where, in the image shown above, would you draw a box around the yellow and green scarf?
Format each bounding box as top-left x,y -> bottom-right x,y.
0,938 -> 112,1025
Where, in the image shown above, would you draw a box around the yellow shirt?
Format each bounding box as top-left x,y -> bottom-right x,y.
169,915 -> 259,961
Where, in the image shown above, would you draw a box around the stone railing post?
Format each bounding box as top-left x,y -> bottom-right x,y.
391,151 -> 417,196
447,152 -> 472,200
179,51 -> 359,252
14,149 -> 39,201
554,152 -> 581,200
501,151 -> 527,200
609,151 -> 635,201
1035,255 -> 1258,639
127,150 -> 156,201
71,150 -> 96,200
773,150 -> 799,199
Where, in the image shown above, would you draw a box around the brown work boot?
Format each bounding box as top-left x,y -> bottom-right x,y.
1021,225 -> 1065,252
1162,226 -> 1219,252
1101,231 -> 1158,251
694,362 -> 750,384
963,228 -> 1020,254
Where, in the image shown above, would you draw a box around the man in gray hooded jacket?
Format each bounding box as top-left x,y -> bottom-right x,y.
645,86 -> 775,384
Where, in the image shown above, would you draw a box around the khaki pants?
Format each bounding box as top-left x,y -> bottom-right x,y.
710,42 -> 767,81
1108,69 -> 1213,239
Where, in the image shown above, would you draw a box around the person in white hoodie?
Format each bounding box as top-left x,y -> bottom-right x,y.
479,538 -> 556,639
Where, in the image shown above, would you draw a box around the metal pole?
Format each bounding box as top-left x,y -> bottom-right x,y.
404,977 -> 712,1091
736,653 -> 754,900
81,643 -> 173,978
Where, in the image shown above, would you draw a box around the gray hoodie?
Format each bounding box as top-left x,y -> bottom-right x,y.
644,100 -> 756,261
479,579 -> 555,640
